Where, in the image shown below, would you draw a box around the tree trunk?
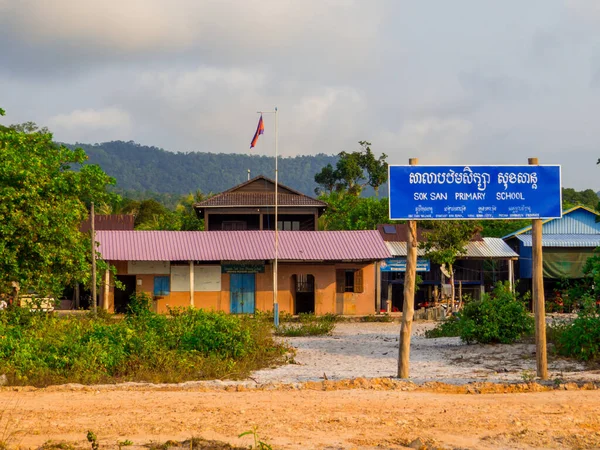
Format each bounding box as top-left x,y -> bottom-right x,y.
449,264 -> 455,313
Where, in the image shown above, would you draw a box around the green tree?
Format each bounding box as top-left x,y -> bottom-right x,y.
420,221 -> 482,311
0,112 -> 117,297
318,192 -> 389,230
314,163 -> 338,195
359,141 -> 388,196
314,141 -> 388,196
562,188 -> 599,211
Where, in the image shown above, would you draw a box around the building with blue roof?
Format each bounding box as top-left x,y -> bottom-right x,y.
503,206 -> 600,296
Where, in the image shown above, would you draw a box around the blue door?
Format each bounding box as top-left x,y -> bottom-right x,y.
230,273 -> 256,314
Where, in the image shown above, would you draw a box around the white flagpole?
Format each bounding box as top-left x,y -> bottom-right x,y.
274,107 -> 279,327
256,108 -> 279,327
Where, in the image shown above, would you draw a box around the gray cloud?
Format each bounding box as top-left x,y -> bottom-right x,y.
0,0 -> 599,191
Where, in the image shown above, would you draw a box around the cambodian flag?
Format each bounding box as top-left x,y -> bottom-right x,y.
250,115 -> 264,149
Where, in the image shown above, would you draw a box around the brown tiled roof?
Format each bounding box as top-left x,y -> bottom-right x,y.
195,175 -> 327,209
197,193 -> 327,207
80,214 -> 135,232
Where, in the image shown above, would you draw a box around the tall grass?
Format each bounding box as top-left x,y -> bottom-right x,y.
0,301 -> 287,387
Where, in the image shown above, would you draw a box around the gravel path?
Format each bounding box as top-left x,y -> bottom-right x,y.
251,322 -> 599,384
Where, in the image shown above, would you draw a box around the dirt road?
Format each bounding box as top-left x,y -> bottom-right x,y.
3,381 -> 600,449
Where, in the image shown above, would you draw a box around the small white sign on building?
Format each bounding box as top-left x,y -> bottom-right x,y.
194,265 -> 221,292
170,265 -> 221,292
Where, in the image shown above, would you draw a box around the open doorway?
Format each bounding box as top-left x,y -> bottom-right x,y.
293,274 -> 315,314
114,275 -> 136,314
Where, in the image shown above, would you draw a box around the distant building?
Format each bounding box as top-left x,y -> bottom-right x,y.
503,206 -> 600,297
96,230 -> 390,315
194,175 -> 327,231
377,224 -> 518,311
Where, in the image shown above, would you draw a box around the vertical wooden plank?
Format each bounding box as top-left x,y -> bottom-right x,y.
398,158 -> 418,379
375,261 -> 382,313
189,261 -> 195,308
508,259 -> 514,292
529,157 -> 548,380
103,269 -> 110,310
91,203 -> 97,315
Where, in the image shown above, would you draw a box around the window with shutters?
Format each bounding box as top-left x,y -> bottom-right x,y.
336,268 -> 364,293
153,276 -> 170,296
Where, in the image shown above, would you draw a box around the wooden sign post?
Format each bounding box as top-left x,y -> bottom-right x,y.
398,158 -> 418,378
529,157 -> 548,379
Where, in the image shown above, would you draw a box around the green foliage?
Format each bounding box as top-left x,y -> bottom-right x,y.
551,297 -> 600,361
0,119 -> 117,296
424,315 -> 462,338
239,426 -> 272,450
458,283 -> 534,344
125,292 -> 153,318
548,250 -> 600,361
314,141 -> 387,196
420,221 -> 481,268
361,314 -> 394,322
318,191 -> 390,230
0,307 -> 286,386
562,187 -> 599,211
86,431 -> 99,450
275,313 -> 337,337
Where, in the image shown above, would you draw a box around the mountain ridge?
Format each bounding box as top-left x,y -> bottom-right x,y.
70,140 -> 339,196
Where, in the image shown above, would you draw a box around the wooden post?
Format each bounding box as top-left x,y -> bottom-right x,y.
91,202 -> 97,315
398,158 -> 418,378
529,157 -> 548,380
75,284 -> 80,309
375,261 -> 382,313
508,259 -> 514,293
189,261 -> 195,307
103,269 -> 110,310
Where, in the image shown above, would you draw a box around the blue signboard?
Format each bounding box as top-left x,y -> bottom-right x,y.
389,165 -> 561,220
381,258 -> 430,272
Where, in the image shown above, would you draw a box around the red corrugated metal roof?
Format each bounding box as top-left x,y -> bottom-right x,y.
80,214 -> 135,232
96,230 -> 391,262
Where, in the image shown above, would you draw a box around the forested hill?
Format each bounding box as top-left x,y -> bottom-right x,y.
71,141 -> 338,195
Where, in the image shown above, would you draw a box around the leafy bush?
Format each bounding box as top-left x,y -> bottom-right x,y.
275,313 -> 336,337
125,292 -> 153,317
550,295 -> 600,361
361,314 -> 394,322
459,282 -> 534,344
424,282 -> 533,344
0,307 -> 287,386
425,315 -> 461,338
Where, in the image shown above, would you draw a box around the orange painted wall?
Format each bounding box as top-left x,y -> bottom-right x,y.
106,261 -> 376,315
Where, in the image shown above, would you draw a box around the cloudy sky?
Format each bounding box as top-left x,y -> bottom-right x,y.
1,0 -> 599,190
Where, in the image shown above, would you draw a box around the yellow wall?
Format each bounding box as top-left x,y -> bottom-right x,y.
106,261 -> 376,315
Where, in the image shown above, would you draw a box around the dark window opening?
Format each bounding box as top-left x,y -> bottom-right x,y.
222,220 -> 247,231
277,220 -> 300,231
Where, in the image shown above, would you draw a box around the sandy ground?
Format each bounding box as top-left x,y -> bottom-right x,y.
2,322 -> 600,450
252,322 -> 600,385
